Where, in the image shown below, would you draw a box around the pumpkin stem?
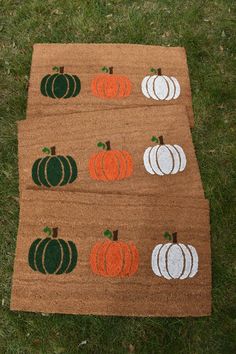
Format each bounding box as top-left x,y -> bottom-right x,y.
109,67 -> 113,75
50,146 -> 56,155
52,227 -> 58,238
105,141 -> 111,150
158,136 -> 164,145
157,68 -> 162,75
59,66 -> 64,74
113,230 -> 118,241
172,232 -> 177,243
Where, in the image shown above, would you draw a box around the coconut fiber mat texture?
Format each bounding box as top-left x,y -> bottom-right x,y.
18,105 -> 204,198
26,43 -> 194,127
12,43 -> 211,317
11,190 -> 211,317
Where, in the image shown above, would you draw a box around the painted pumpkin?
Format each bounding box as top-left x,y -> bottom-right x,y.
91,66 -> 132,99
28,227 -> 78,275
32,146 -> 78,188
90,229 -> 139,277
143,135 -> 187,176
151,232 -> 198,280
89,140 -> 133,181
40,66 -> 81,99
141,68 -> 180,100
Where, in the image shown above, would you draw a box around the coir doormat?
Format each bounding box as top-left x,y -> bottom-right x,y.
18,105 -> 204,198
11,190 -> 211,317
26,43 -> 194,127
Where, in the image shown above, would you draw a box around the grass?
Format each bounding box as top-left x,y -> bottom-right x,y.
0,0 -> 235,353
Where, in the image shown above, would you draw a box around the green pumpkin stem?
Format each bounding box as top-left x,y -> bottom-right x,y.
105,141 -> 111,150
52,227 -> 58,238
172,232 -> 177,243
158,136 -> 164,145
157,68 -> 162,76
112,230 -> 118,241
59,66 -> 64,74
50,146 -> 56,155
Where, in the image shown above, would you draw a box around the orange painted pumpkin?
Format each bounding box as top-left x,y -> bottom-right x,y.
89,140 -> 133,181
90,229 -> 139,277
91,66 -> 132,99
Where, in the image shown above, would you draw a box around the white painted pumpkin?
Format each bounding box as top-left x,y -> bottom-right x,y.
151,232 -> 198,280
143,135 -> 187,176
141,68 -> 180,101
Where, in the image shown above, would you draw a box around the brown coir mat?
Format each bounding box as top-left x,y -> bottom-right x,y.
26,43 -> 194,127
11,190 -> 211,317
18,105 -> 205,198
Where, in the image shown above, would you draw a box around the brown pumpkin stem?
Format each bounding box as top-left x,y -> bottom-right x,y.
59,66 -> 64,74
109,67 -> 113,74
105,141 -> 111,150
113,230 -> 118,241
172,232 -> 177,243
157,68 -> 162,75
50,146 -> 56,155
158,136 -> 164,145
52,228 -> 58,238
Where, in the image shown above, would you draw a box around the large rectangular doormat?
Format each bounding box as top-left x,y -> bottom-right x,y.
18,105 -> 204,198
11,190 -> 211,317
26,43 -> 194,127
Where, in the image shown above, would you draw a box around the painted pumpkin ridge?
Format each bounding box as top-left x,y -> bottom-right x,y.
44,147 -> 64,186
29,238 -> 43,271
165,232 -> 185,279
104,230 -> 119,274
46,228 -> 63,274
155,136 -> 164,174
101,141 -> 112,181
185,244 -> 194,277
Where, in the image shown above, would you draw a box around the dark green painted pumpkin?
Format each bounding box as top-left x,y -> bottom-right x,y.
28,227 -> 78,275
32,146 -> 78,188
40,66 -> 81,99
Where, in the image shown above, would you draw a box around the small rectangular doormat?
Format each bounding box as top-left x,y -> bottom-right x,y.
11,190 -> 211,317
26,43 -> 194,127
18,105 -> 204,198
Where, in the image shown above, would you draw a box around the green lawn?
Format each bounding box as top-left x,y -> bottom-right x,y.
0,0 -> 235,353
